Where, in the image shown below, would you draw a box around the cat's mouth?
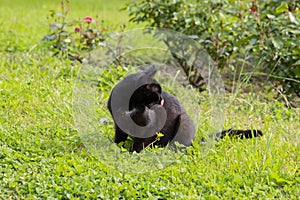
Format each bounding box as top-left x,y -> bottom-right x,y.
160,99 -> 164,106
148,96 -> 164,108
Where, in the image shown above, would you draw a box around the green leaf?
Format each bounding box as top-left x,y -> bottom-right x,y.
267,14 -> 275,19
292,60 -> 300,66
288,12 -> 299,25
56,12 -> 65,18
49,23 -> 63,31
271,38 -> 284,49
185,18 -> 192,24
276,3 -> 289,14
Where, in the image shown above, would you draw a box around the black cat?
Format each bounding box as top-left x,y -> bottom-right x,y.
107,66 -> 262,153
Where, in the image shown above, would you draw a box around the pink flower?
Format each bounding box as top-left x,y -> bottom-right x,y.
84,16 -> 93,23
75,27 -> 80,33
249,7 -> 256,13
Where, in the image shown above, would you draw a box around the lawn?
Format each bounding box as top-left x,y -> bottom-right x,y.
0,0 -> 299,199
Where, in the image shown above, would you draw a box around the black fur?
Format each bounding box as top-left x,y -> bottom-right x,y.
202,129 -> 263,143
107,66 -> 262,152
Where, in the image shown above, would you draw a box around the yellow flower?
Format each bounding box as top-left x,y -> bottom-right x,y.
156,132 -> 164,138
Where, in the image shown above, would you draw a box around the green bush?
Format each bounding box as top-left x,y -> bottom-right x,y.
126,0 -> 300,102
42,0 -> 109,63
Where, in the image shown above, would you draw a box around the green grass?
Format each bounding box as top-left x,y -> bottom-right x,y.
0,0 -> 299,199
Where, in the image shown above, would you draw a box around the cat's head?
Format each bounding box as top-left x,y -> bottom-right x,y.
125,65 -> 163,110
110,65 -> 164,111
129,82 -> 164,110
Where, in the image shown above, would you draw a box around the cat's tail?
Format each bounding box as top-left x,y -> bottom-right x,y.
201,129 -> 263,142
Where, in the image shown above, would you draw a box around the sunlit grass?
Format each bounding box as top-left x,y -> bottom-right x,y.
0,0 -> 299,199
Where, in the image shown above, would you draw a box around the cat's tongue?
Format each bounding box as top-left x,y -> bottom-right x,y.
160,99 -> 164,106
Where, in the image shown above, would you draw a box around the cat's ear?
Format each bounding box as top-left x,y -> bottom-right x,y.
143,65 -> 156,77
136,65 -> 157,81
146,83 -> 161,93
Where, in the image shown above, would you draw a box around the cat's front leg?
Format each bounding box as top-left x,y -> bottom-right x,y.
132,136 -> 156,153
114,125 -> 128,144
